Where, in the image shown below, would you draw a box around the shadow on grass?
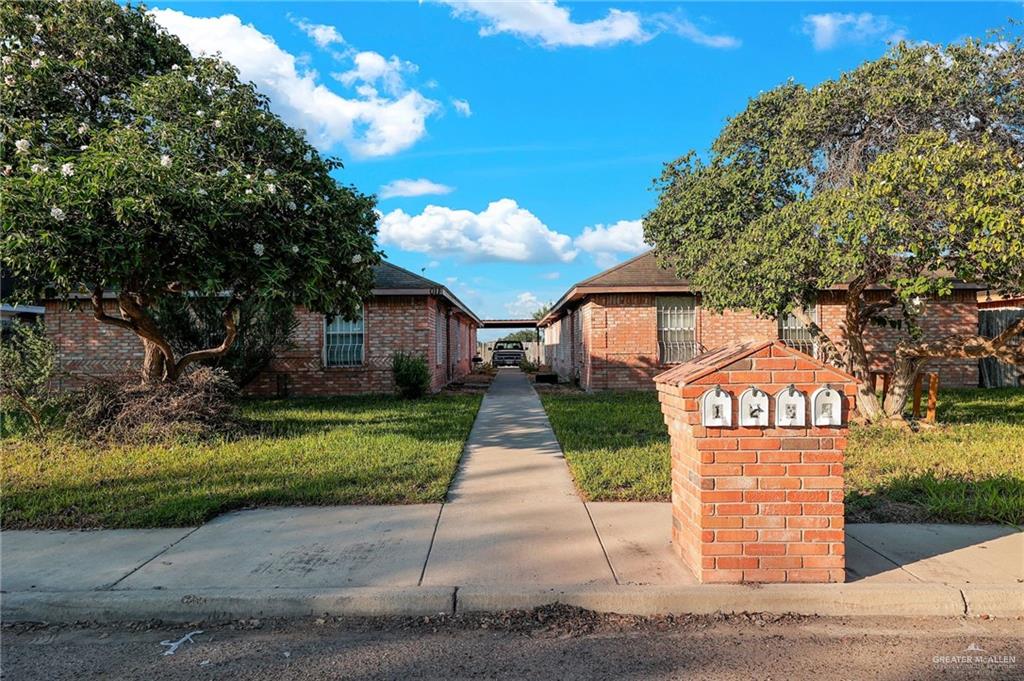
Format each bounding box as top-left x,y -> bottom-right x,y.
846,473 -> 1024,526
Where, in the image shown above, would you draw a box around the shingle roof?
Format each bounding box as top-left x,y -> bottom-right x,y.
372,261 -> 442,290
576,250 -> 689,288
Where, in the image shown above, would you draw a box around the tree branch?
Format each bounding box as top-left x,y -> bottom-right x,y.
898,316 -> 1024,363
169,296 -> 242,381
789,306 -> 847,370
90,287 -> 135,332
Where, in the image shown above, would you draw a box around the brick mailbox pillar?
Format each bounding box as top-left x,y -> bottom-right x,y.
654,340 -> 858,584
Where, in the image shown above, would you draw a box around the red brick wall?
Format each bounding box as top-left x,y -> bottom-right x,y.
657,343 -> 854,583
45,295 -> 478,397
45,299 -> 143,386
818,289 -> 979,387
544,290 -> 979,391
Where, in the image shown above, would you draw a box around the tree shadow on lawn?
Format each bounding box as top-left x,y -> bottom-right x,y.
845,473 -> 1024,526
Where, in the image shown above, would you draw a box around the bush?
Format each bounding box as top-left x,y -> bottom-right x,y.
393,352 -> 431,399
0,319 -> 58,438
519,358 -> 540,373
63,367 -> 241,444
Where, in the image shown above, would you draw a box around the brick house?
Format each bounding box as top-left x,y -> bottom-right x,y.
538,251 -> 982,391
44,262 -> 481,396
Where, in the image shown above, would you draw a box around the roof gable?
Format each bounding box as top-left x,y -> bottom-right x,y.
372,262 -> 441,290
576,250 -> 689,289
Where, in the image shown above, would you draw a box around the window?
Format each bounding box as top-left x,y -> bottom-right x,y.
435,306 -> 447,366
324,309 -> 364,366
778,307 -> 817,357
657,296 -> 697,364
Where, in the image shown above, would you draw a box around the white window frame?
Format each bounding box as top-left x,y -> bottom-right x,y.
323,307 -> 365,367
778,306 -> 818,358
657,295 -> 698,364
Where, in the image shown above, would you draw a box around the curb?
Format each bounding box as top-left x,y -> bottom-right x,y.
455,583 -> 971,618
2,584 -> 1020,623
961,585 -> 1024,619
0,587 -> 457,622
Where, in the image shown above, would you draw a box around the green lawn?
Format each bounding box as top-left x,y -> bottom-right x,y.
540,391 -> 670,502
541,388 -> 1024,525
1,393 -> 481,529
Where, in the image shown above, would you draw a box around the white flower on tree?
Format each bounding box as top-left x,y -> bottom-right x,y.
14,139 -> 30,154
30,163 -> 47,173
351,253 -> 362,264
266,183 -> 276,194
286,201 -> 297,211
160,154 -> 172,167
60,162 -> 74,176
291,245 -> 299,254
30,59 -> 41,69
50,207 -> 66,221
253,242 -> 265,256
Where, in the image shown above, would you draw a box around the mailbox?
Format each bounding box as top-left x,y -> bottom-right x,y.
774,384 -> 807,427
811,385 -> 843,426
738,387 -> 769,427
701,386 -> 733,427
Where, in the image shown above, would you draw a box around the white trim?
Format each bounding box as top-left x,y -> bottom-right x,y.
323,304 -> 366,368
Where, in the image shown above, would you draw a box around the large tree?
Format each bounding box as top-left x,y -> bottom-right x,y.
1,0 -> 379,383
644,33 -> 1024,423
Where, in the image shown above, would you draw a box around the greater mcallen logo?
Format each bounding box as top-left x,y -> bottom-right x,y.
933,642 -> 1017,667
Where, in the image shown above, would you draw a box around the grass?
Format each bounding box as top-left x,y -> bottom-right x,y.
539,391 -> 670,501
1,393 -> 481,529
541,388 -> 1024,525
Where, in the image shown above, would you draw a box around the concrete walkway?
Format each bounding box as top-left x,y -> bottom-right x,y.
422,369 -> 679,585
2,370 -> 1022,620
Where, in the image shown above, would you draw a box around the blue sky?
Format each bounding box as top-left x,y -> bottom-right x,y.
149,1 -> 1021,336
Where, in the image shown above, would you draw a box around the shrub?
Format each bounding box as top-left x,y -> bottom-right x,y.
0,319 -> 58,438
393,352 -> 431,398
519,358 -> 541,373
63,367 -> 241,444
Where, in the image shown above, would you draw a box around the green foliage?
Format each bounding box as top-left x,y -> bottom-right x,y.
0,319 -> 58,437
392,352 -> 431,398
152,296 -> 297,387
1,394 -> 482,528
1,0 -> 379,381
500,330 -> 537,343
645,34 -> 1024,319
532,303 -> 552,320
519,357 -> 540,373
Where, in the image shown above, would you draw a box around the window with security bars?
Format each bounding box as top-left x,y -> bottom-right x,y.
657,296 -> 697,364
324,310 -> 364,367
778,308 -> 817,357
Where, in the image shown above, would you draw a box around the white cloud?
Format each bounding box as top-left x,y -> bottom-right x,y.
292,17 -> 346,49
151,8 -> 439,157
440,0 -> 648,48
802,13 -> 905,51
452,98 -> 473,117
505,292 -> 544,318
652,14 -> 740,49
574,219 -> 647,267
335,51 -> 417,96
438,1 -> 739,50
379,178 -> 455,199
377,199 -> 578,263
541,271 -> 561,280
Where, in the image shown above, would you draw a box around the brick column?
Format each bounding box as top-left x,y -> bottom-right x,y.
655,341 -> 857,584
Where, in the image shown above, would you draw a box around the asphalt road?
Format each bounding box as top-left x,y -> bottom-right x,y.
3,607 -> 1021,680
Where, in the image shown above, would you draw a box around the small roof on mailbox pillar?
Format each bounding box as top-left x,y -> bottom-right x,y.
654,340 -> 858,387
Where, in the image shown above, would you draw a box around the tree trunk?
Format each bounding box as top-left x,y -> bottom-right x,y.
883,356 -> 923,418
141,339 -> 168,383
842,278 -> 885,423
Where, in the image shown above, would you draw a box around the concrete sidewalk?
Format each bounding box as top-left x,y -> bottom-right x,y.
2,370 -> 1022,621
